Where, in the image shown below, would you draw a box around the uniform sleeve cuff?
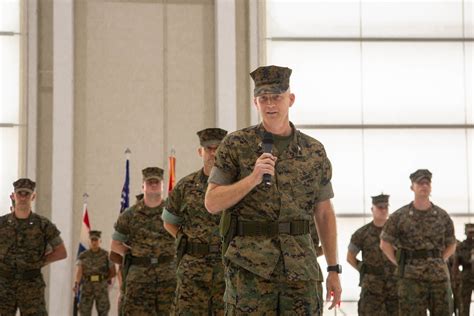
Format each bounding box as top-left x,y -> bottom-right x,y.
112,231 -> 128,243
208,167 -> 234,185
380,231 -> 396,244
162,208 -> 184,225
316,182 -> 334,202
348,243 -> 360,254
49,236 -> 63,247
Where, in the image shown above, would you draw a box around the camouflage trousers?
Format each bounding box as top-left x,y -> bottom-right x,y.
460,279 -> 473,316
122,279 -> 176,316
79,280 -> 110,316
223,261 -> 322,316
398,278 -> 452,316
173,255 -> 225,316
0,275 -> 47,316
358,285 -> 398,316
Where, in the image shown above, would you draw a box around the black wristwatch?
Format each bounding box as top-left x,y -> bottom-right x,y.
327,264 -> 342,274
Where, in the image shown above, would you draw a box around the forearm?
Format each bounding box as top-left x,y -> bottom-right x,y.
442,242 -> 456,261
380,240 -> 397,265
74,266 -> 83,283
346,251 -> 360,271
108,265 -> 116,280
314,200 -> 338,265
163,222 -> 180,238
111,240 -> 130,256
205,176 -> 259,214
44,243 -> 67,265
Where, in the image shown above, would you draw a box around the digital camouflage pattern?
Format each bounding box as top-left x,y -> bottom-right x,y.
142,167 -> 164,181
165,169 -> 225,315
209,122 -> 333,313
409,169 -> 432,183
349,222 -> 398,315
210,123 -> 333,281
114,200 -> 176,315
381,202 -> 455,314
13,178 -> 36,193
250,65 -> 292,96
0,212 -> 62,315
224,259 -> 322,315
196,128 -> 227,147
448,241 -> 462,316
456,234 -> 474,316
77,248 -> 112,316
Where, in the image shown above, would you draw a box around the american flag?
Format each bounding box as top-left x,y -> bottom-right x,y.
120,149 -> 131,213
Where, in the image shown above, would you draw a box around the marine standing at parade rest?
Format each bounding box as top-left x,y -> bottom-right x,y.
74,230 -> 116,316
380,169 -> 456,315
347,193 -> 398,315
0,178 -> 67,315
205,65 -> 342,315
454,223 -> 474,316
162,127 -> 228,315
111,167 -> 176,315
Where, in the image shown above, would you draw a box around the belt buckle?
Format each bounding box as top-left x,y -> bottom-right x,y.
278,222 -> 291,234
150,257 -> 158,264
90,275 -> 100,282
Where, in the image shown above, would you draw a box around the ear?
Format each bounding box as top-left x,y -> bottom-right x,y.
198,147 -> 204,157
288,93 -> 296,108
410,184 -> 414,192
31,192 -> 37,202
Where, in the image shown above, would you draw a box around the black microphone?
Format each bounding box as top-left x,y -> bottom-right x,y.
262,132 -> 274,187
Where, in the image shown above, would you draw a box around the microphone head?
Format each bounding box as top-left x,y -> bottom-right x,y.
262,131 -> 274,145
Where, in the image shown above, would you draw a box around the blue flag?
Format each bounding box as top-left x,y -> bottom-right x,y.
120,158 -> 130,213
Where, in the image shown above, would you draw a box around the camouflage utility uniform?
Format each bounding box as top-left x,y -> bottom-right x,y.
164,169 -> 226,315
349,222 -> 398,315
77,248 -> 113,316
0,212 -> 62,315
113,200 -> 176,315
381,203 -> 455,315
456,234 -> 474,316
209,122 -> 333,315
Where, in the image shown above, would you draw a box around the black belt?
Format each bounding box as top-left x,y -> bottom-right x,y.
237,220 -> 310,237
0,268 -> 41,280
185,242 -> 221,256
130,255 -> 174,266
84,274 -> 106,282
404,249 -> 442,260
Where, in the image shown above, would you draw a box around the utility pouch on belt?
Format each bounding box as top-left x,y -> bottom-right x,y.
220,210 -> 237,265
176,231 -> 188,265
396,249 -> 406,277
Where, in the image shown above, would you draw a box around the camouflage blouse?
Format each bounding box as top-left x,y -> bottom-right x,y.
77,248 -> 112,280
0,212 -> 62,271
165,169 -> 220,245
456,238 -> 474,279
381,203 -> 455,281
349,222 -> 396,288
113,200 -> 175,283
209,123 -> 334,281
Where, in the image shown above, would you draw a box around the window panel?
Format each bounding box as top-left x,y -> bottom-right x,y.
301,129 -> 365,214
364,129 -> 469,213
0,36 -> 20,123
361,1 -> 463,38
467,42 -> 473,124
0,0 -> 20,32
0,127 -> 19,216
268,41 -> 362,124
266,0 -> 360,38
466,1 -> 474,37
363,42 -> 465,124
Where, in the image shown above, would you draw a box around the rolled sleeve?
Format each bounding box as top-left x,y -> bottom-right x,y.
162,208 -> 184,225
49,236 -> 63,248
348,242 -> 360,254
208,166 -> 234,185
112,231 -> 128,243
316,182 -> 334,202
